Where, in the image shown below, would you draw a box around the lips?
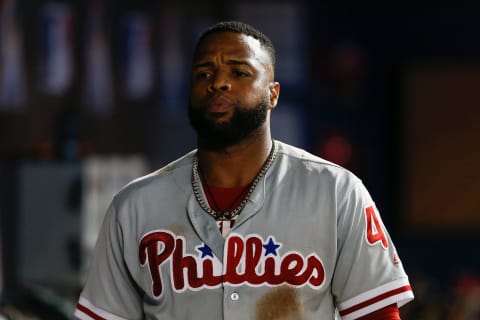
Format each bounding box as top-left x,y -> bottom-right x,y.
207,97 -> 232,113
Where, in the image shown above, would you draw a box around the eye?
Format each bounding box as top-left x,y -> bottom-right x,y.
233,70 -> 249,78
195,71 -> 213,80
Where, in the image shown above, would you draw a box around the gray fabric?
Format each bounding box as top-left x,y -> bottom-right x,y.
75,141 -> 413,320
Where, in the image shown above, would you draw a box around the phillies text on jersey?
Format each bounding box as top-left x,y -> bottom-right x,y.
139,231 -> 325,297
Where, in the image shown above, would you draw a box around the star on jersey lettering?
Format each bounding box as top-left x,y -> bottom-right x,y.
263,237 -> 281,256
196,243 -> 214,258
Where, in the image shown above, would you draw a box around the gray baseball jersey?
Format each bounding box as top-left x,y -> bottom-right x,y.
75,140 -> 413,320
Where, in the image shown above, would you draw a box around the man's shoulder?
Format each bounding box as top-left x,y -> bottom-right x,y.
276,141 -> 345,170
114,149 -> 196,201
275,140 -> 361,183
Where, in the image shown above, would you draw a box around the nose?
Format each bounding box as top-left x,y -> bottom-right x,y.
208,73 -> 231,92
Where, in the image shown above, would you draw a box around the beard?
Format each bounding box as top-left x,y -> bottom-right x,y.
188,94 -> 269,149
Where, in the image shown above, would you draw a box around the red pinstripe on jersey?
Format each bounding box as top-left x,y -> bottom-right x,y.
339,284 -> 412,318
357,304 -> 400,320
76,303 -> 105,320
74,297 -> 128,320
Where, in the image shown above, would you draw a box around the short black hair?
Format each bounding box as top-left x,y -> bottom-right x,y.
195,21 -> 276,67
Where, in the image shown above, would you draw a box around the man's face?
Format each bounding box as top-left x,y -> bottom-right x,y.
188,32 -> 279,149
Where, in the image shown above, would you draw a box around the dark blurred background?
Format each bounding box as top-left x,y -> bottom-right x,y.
1,0 -> 479,319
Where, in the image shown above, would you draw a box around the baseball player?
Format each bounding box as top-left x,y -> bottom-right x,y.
75,21 -> 413,319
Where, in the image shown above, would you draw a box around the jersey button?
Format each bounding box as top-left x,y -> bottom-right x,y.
230,292 -> 239,301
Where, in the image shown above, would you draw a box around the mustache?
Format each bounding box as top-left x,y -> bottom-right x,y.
195,93 -> 235,106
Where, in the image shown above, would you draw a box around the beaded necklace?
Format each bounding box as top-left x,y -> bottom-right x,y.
191,142 -> 277,221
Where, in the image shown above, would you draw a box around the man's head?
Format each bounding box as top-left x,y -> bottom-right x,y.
188,21 -> 280,150
194,21 -> 276,73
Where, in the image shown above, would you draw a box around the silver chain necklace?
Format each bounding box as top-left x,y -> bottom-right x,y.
191,142 -> 277,221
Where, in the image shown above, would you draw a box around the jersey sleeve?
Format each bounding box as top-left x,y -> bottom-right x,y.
74,201 -> 143,320
332,178 -> 413,320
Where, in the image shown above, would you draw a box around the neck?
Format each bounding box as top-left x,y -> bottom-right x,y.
196,130 -> 273,188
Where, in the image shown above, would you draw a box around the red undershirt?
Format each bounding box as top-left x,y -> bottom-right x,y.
202,183 -> 251,212
204,184 -> 401,320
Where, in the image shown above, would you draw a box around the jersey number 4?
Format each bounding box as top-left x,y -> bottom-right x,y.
365,205 -> 388,249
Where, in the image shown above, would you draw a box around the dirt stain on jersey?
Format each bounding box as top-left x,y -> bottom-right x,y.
168,224 -> 188,236
255,286 -> 304,320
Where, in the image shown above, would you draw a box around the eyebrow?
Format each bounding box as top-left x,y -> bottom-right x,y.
193,59 -> 253,69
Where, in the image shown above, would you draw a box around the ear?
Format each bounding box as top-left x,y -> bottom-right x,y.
268,82 -> 280,109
